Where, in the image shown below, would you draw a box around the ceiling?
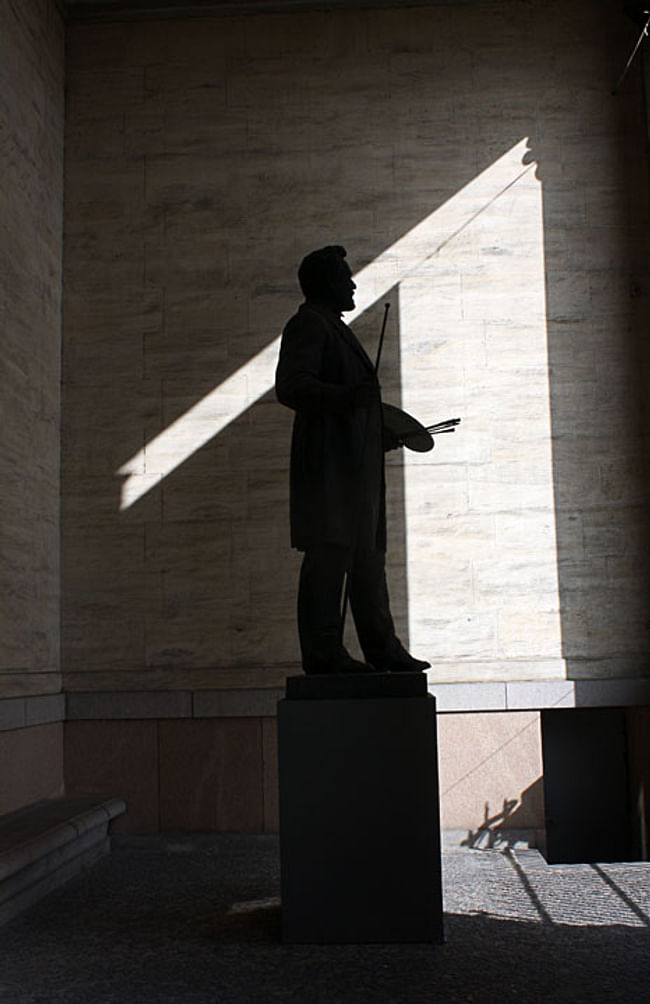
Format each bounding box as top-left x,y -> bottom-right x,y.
60,0 -> 491,23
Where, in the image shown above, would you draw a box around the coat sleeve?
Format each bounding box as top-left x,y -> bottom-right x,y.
275,312 -> 355,417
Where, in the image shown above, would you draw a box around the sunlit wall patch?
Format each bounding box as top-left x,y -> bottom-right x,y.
117,138 -> 535,514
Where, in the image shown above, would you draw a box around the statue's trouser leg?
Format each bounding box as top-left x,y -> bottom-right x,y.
298,544 -> 400,672
348,547 -> 398,662
297,544 -> 349,672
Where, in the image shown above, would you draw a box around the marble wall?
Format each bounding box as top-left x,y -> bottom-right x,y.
0,0 -> 65,701
0,0 -> 65,814
62,0 -> 650,693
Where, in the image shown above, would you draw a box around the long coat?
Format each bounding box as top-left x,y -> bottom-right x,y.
275,301 -> 386,552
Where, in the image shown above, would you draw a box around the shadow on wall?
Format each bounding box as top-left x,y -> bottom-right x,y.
66,134 -> 543,684
104,292 -> 408,676
61,4 -> 650,686
62,3 -> 520,685
460,777 -> 545,851
530,55 -> 650,681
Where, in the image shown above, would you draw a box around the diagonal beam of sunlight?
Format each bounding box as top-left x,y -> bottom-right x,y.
118,138 -> 534,510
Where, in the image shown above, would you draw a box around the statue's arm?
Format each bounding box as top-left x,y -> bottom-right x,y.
275,319 -> 353,417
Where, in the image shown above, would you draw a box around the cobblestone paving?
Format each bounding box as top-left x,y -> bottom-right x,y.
444,845 -> 650,929
1,836 -> 649,1004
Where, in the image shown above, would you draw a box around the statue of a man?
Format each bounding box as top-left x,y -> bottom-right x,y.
275,245 -> 430,677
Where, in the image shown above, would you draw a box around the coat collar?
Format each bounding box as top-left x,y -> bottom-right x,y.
301,301 -> 375,373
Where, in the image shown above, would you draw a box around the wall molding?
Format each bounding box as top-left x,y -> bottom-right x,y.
0,695 -> 66,733
3,676 -> 649,730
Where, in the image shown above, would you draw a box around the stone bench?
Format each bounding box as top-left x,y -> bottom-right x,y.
0,795 -> 126,926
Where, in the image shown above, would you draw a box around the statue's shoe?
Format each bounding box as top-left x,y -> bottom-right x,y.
386,655 -> 431,673
368,649 -> 431,673
305,652 -> 378,675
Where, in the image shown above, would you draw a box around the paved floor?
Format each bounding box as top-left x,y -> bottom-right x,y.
2,834 -> 649,1003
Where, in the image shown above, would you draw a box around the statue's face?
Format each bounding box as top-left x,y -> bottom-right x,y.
329,260 -> 356,313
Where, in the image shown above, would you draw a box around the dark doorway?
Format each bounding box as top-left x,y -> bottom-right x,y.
541,707 -> 632,864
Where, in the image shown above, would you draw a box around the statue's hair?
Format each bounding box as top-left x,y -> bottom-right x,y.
298,245 -> 347,299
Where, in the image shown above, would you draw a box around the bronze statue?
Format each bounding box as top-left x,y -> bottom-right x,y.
275,245 -> 431,676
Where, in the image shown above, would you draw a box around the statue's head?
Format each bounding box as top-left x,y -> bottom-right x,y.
298,245 -> 356,313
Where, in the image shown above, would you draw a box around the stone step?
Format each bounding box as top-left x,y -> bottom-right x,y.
0,795 -> 126,926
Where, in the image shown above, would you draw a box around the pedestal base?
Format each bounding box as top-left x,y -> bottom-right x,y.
278,674 -> 443,944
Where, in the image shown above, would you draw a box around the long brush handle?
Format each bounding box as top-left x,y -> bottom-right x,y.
374,303 -> 391,374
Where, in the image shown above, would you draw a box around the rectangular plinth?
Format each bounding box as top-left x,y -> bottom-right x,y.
285,671 -> 427,701
278,691 -> 443,943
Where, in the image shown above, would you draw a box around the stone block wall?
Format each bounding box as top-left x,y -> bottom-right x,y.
61,683 -> 650,839
62,0 -> 650,694
1,0 -> 65,700
0,0 -> 65,812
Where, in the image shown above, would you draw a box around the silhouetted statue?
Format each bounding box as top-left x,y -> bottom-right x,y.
275,245 -> 431,676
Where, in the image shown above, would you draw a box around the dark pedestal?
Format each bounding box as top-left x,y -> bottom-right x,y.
278,673 -> 443,944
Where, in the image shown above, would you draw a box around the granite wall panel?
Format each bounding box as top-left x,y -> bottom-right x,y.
65,720 -> 160,833
158,718 -> 264,831
0,724 -> 64,817
262,716 -> 279,833
60,707 -> 547,837
437,711 -> 545,837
